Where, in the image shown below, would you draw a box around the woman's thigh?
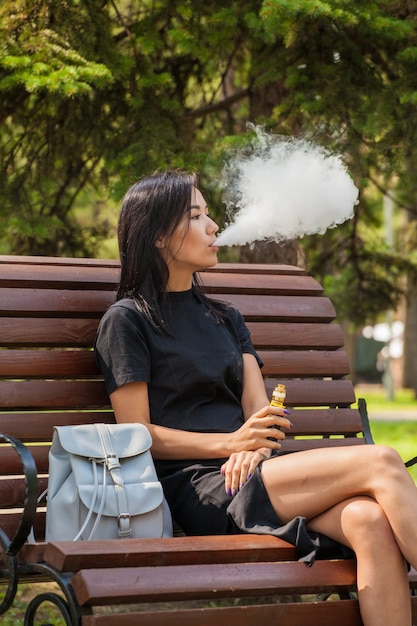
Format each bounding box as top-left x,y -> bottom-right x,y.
260,444 -> 395,523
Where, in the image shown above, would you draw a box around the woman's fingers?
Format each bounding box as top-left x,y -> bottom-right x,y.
221,450 -> 270,496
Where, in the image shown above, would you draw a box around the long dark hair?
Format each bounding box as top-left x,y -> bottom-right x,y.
117,169 -> 226,328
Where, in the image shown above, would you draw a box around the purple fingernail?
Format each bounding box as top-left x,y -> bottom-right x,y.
232,489 -> 237,497
284,409 -> 291,415
227,488 -> 232,496
247,474 -> 252,481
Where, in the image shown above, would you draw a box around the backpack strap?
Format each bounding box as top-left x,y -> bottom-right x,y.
96,423 -> 132,538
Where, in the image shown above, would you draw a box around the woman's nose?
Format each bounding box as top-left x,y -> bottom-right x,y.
208,216 -> 219,233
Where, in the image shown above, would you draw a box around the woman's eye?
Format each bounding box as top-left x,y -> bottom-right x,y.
190,211 -> 211,220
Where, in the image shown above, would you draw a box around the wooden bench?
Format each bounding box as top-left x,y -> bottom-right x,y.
0,255 -> 415,626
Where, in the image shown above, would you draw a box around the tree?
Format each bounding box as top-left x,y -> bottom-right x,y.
0,0 -> 116,255
253,0 -> 417,391
3,1 -> 417,390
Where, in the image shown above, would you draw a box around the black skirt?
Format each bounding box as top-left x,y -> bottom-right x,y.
160,456 -> 354,566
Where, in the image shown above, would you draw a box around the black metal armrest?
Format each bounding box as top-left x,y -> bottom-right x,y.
358,398 -> 375,444
0,433 -> 38,556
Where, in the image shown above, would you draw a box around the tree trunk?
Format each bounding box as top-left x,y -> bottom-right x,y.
402,276 -> 417,395
401,150 -> 417,396
240,77 -> 302,266
238,240 -> 302,266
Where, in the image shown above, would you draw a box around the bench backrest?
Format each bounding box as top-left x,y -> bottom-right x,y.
0,256 -> 365,543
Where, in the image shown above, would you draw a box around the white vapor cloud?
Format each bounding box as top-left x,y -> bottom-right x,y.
216,128 -> 359,247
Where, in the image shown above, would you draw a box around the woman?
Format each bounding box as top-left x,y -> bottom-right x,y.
95,169 -> 417,626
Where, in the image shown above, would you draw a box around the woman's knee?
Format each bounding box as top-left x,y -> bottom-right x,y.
370,444 -> 403,466
366,444 -> 407,488
341,497 -> 392,547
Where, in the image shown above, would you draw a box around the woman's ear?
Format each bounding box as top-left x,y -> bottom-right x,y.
155,239 -> 164,249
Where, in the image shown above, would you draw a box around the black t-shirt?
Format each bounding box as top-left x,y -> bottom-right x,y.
95,289 -> 262,437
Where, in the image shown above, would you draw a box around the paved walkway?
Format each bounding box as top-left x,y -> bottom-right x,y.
355,384 -> 417,421
367,409 -> 417,422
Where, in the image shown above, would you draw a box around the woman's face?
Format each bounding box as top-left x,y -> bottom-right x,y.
158,187 -> 219,288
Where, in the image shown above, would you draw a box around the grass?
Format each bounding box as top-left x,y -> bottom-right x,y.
355,385 -> 417,411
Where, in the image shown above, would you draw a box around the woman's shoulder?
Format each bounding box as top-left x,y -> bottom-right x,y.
98,298 -> 149,334
102,298 -> 141,321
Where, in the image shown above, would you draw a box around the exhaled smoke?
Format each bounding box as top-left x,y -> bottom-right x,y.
216,127 -> 359,247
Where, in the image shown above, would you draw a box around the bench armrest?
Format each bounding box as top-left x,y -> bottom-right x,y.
358,398 -> 374,444
0,433 -> 38,556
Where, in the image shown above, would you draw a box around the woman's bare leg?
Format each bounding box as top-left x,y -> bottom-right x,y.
308,496 -> 411,626
261,444 -> 417,569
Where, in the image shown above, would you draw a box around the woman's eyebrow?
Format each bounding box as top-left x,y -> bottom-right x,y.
190,204 -> 208,209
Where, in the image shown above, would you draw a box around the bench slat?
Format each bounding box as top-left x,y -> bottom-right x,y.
0,268 -> 320,295
0,379 -> 357,411
0,289 -> 113,317
264,379 -> 356,406
0,348 -> 350,379
0,289 -> 336,322
0,436 -> 365,484
260,350 -> 350,377
81,599 -> 363,626
0,475 -> 48,508
44,535 -> 296,571
0,510 -> 46,542
0,258 -> 305,273
248,321 -> 344,349
71,560 -> 358,606
0,408 -> 362,445
0,318 -> 345,350
0,411 -> 114,442
0,317 -> 99,347
0,264 -> 312,296
0,350 -> 100,378
200,272 -> 323,295
0,380 -> 108,410
0,444 -> 50,474
0,264 -> 119,290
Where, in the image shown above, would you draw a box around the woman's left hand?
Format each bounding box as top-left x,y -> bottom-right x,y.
220,449 -> 270,497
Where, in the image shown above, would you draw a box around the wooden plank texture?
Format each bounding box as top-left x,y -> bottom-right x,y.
71,560 -> 358,606
0,349 -> 350,379
0,411 -> 114,442
0,256 -> 382,625
44,535 -> 296,571
0,317 -> 99,347
0,380 -> 108,410
81,599 -> 363,626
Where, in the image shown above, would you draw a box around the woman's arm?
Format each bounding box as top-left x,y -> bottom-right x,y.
241,353 -> 271,419
110,381 -> 231,459
109,367 -> 288,460
220,353 -> 292,495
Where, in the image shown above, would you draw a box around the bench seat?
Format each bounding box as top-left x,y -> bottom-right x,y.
0,255 -> 415,625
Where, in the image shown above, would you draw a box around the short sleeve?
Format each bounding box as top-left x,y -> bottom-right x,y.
228,307 -> 263,369
94,302 -> 151,395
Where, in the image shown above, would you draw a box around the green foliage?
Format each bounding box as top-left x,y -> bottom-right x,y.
2,0 -> 417,334
0,4 -> 113,95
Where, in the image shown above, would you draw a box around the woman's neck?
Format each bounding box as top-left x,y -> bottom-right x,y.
166,275 -> 193,292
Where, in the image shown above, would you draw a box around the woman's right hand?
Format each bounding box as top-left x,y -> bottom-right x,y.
230,404 -> 292,453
